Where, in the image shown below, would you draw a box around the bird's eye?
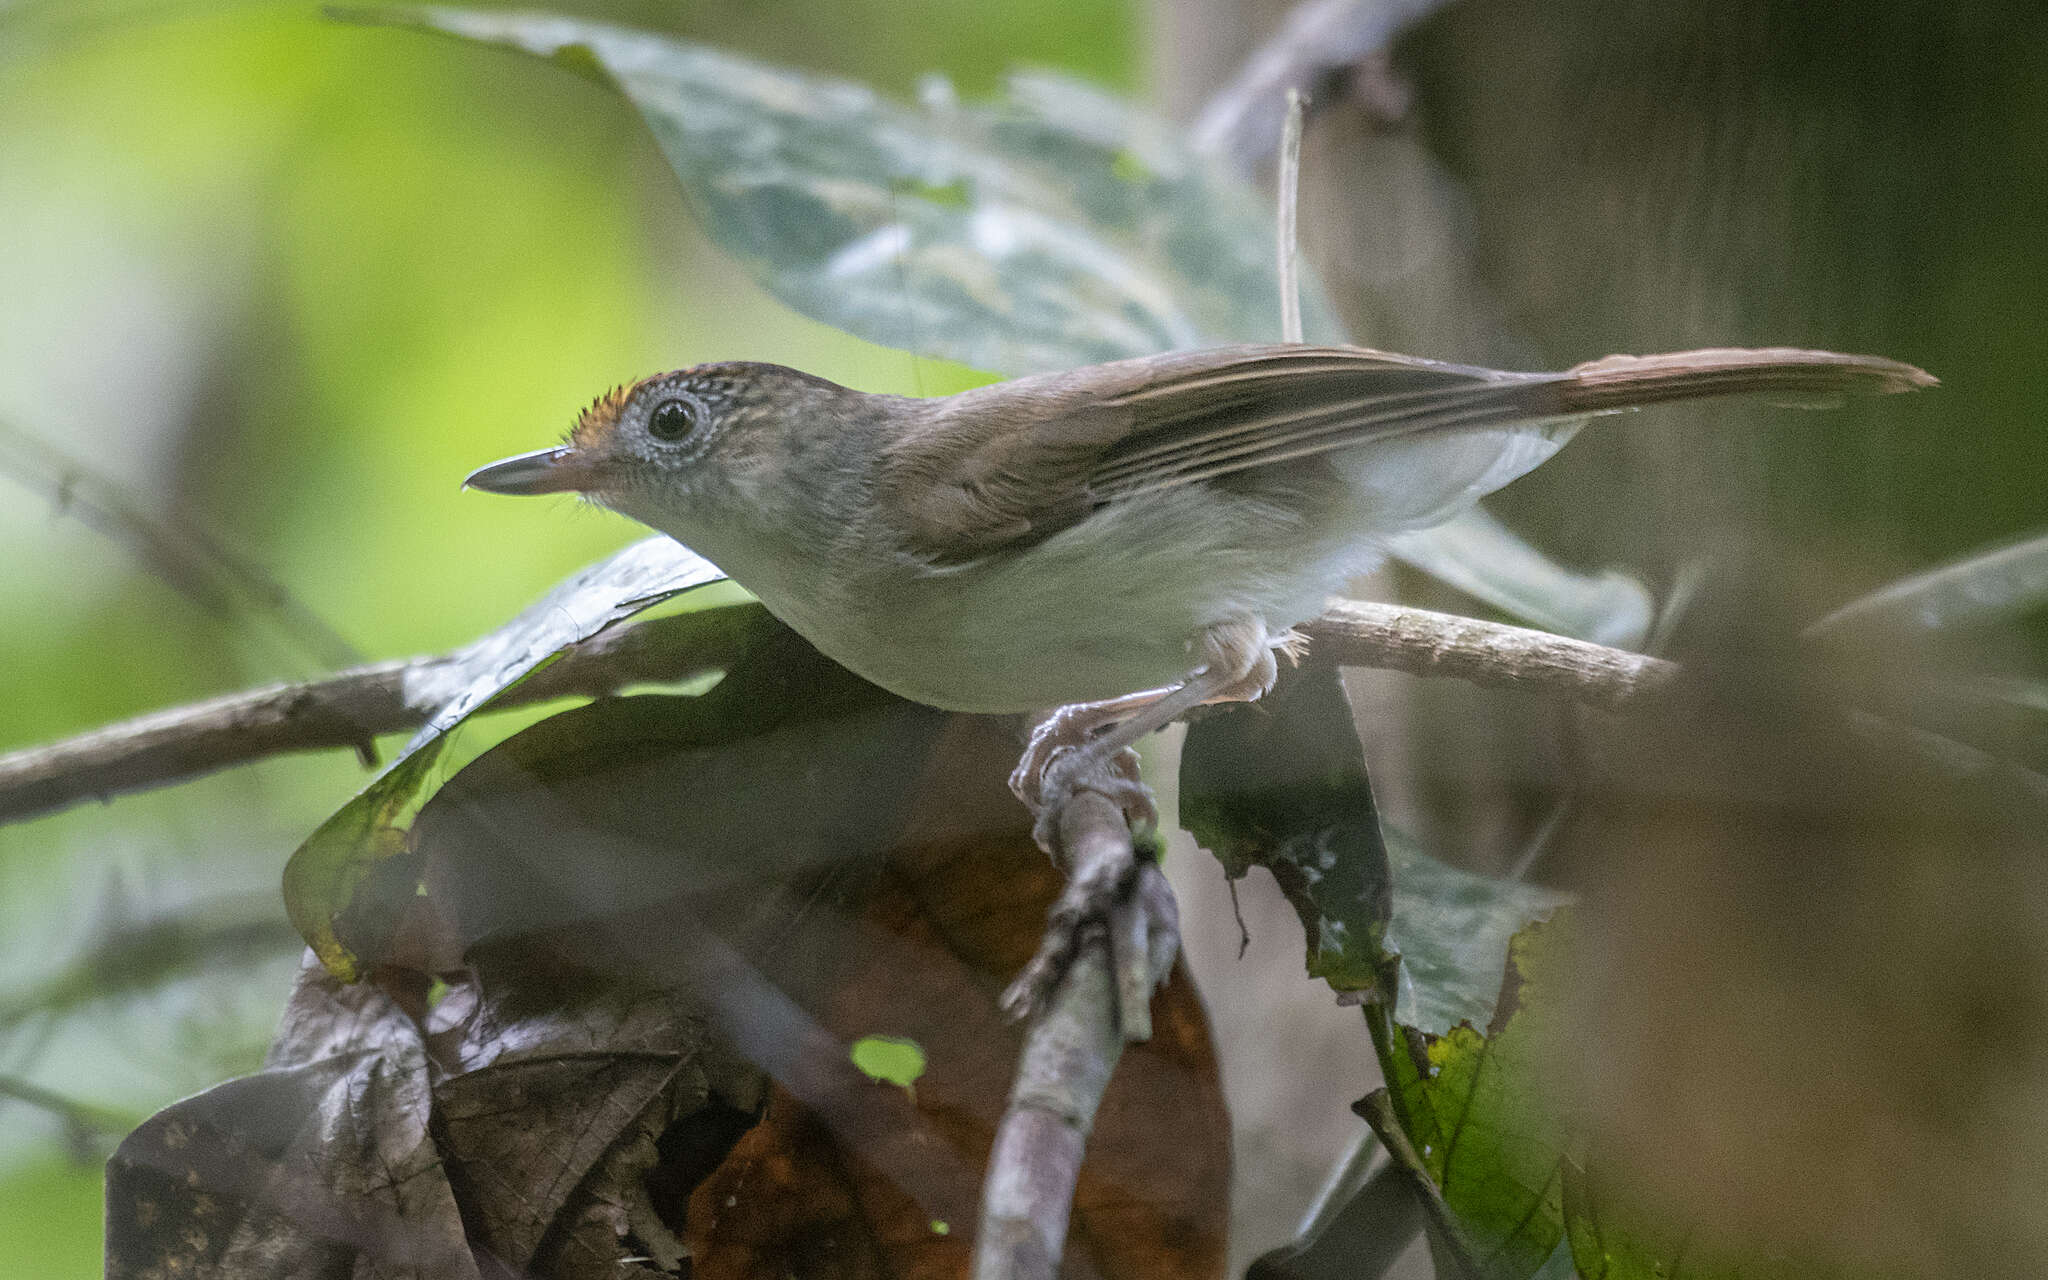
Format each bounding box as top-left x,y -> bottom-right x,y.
647,398 -> 697,442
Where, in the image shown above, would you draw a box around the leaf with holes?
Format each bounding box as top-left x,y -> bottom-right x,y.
1181,661 -> 1567,1025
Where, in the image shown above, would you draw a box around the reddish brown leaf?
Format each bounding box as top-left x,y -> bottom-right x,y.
117,621 -> 1227,1279
397,625 -> 1231,1278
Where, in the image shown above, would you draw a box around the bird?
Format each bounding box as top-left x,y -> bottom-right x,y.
465,342 -> 1933,845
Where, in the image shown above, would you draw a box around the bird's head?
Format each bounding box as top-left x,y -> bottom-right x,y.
464,362 -> 859,535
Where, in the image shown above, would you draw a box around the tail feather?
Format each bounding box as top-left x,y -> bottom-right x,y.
1082,343 -> 1934,506
1557,347 -> 1936,415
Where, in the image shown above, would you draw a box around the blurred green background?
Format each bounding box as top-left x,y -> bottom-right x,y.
3,1 -> 2043,1275
0,4 -> 1129,1273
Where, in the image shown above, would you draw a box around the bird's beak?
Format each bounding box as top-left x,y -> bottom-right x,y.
463,447 -> 594,496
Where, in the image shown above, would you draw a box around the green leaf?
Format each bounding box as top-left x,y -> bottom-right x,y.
341,6 -> 1345,378
1179,662 -> 1397,998
1387,834 -> 1570,1036
1386,506 -> 1655,650
281,538 -> 724,980
1362,919 -> 1572,1280
849,1035 -> 927,1090
1366,916 -> 1848,1280
1181,662 -> 1567,1026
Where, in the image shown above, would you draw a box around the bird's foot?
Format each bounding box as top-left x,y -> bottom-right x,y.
1023,740 -> 1157,856
1009,696 -> 1161,852
1009,696 -> 1144,805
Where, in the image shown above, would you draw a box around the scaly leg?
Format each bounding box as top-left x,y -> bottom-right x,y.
1010,617 -> 1295,851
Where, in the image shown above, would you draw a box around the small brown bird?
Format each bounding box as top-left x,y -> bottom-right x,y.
466,343 -> 1933,840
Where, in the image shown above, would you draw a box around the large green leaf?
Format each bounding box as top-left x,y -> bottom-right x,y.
341,6 -> 1346,376
282,537 -> 724,980
1386,835 -> 1569,1036
1180,661 -> 1398,999
1364,920 -> 1570,1280
1363,917 -> 1858,1280
1386,507 -> 1654,650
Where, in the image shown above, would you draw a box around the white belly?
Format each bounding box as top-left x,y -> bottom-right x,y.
756,484 -> 1377,713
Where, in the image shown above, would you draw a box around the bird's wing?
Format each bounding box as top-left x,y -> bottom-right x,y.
881,344 -> 1563,563
881,343 -> 1931,564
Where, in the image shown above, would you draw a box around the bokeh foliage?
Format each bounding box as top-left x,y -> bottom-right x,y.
0,2 -> 1129,1268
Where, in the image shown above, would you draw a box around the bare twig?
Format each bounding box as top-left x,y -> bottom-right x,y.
1302,598 -> 1678,711
975,790 -> 1173,1280
0,891 -> 298,1028
0,604 -> 767,823
1190,0 -> 1452,175
0,600 -> 1667,826
0,1074 -> 130,1135
1277,87 -> 1307,343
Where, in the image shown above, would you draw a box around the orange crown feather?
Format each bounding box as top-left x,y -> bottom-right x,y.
568,382 -> 640,448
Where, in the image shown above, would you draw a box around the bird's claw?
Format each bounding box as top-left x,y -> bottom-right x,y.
1022,744 -> 1155,855
1008,704 -> 1093,809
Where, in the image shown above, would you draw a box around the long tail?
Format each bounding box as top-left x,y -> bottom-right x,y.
1554,347 -> 1936,415
1088,344 -> 1934,502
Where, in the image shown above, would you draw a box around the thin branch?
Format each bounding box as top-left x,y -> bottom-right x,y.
1301,598 -> 1677,711
0,605 -> 766,823
0,892 -> 300,1028
0,600 -> 1669,826
0,1073 -> 130,1135
1277,86 -> 1307,343
0,599 -> 1663,825
974,791 -> 1170,1280
1190,0 -> 1452,176
56,595 -> 2039,836
0,418 -> 361,670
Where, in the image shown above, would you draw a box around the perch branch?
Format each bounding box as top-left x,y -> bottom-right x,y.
1302,598 -> 1678,711
1277,87 -> 1306,343
0,600 -> 1674,825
